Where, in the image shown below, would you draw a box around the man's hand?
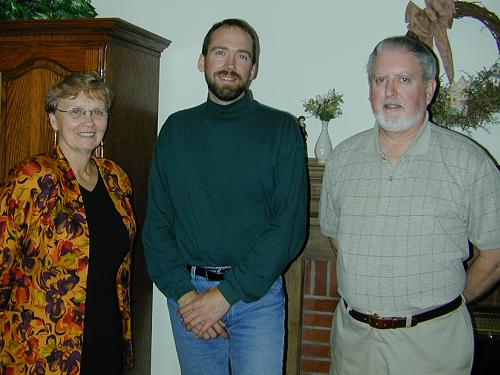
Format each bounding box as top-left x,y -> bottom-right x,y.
177,289 -> 229,339
178,287 -> 231,339
177,290 -> 199,307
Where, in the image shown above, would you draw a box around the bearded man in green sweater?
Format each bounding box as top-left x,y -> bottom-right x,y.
143,18 -> 308,374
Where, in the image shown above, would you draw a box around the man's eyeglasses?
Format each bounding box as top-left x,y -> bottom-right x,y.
56,108 -> 108,120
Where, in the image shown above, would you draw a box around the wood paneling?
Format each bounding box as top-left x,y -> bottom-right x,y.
285,160 -> 334,374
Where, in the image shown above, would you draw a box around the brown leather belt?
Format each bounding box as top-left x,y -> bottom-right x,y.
187,265 -> 231,281
345,296 -> 462,329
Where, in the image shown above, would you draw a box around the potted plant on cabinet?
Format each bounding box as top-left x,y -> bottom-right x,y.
0,0 -> 97,20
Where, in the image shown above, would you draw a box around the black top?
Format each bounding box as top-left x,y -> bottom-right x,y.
80,173 -> 129,374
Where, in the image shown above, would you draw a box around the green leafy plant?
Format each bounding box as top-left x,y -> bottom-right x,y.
304,89 -> 344,122
0,0 -> 97,20
431,69 -> 500,134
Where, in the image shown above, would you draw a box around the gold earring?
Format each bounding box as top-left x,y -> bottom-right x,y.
96,141 -> 104,158
53,130 -> 58,150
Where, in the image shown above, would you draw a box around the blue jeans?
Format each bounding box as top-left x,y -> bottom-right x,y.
167,272 -> 285,375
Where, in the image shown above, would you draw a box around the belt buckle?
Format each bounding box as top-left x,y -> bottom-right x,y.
368,313 -> 383,328
368,314 -> 406,329
203,268 -> 210,279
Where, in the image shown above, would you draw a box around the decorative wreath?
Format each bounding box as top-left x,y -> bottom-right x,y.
431,68 -> 499,133
405,0 -> 500,132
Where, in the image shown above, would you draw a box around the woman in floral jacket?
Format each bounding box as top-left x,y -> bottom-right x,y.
0,72 -> 136,374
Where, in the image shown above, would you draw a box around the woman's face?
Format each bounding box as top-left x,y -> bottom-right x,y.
49,91 -> 108,156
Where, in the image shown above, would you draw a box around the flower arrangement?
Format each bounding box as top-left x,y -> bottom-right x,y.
303,89 -> 344,122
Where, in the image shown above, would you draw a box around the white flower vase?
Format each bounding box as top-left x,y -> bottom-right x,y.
314,120 -> 332,163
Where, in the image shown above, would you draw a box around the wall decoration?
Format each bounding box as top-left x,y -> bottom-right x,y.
405,0 -> 500,133
431,65 -> 500,133
405,0 -> 499,82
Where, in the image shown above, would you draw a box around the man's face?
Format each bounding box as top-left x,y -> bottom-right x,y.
369,49 -> 436,132
198,26 -> 256,105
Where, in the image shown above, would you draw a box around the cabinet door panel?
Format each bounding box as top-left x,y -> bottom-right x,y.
0,46 -> 102,73
0,60 -> 70,179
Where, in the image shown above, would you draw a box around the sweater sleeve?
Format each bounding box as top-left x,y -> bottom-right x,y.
142,128 -> 194,302
218,117 -> 308,304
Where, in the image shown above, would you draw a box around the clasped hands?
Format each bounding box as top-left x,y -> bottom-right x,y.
177,287 -> 231,340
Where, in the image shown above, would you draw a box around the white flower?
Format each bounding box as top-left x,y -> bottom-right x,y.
303,89 -> 344,122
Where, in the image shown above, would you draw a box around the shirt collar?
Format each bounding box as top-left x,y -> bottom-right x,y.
204,89 -> 254,119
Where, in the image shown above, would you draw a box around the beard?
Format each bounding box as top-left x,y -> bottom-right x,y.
373,100 -> 427,132
205,69 -> 248,102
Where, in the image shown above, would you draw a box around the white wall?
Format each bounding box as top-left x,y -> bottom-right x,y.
91,1 -> 500,374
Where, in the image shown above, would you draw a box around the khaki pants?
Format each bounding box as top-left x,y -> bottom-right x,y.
331,298 -> 474,375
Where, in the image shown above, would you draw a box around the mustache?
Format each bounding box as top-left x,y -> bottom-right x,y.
215,69 -> 242,80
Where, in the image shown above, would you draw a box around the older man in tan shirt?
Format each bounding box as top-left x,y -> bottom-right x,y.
320,35 -> 500,375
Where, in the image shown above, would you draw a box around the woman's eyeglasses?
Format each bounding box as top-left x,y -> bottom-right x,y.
56,107 -> 108,120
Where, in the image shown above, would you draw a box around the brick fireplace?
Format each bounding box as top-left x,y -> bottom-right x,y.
300,259 -> 339,373
284,159 -> 337,374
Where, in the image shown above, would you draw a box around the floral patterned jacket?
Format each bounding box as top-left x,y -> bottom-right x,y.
0,147 -> 136,374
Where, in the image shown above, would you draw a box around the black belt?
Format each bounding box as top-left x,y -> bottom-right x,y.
187,265 -> 230,281
345,296 -> 462,329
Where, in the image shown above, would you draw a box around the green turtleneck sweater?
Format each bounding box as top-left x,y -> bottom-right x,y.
143,91 -> 308,304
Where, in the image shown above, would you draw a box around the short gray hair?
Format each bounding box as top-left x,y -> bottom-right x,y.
46,71 -> 115,113
366,36 -> 438,82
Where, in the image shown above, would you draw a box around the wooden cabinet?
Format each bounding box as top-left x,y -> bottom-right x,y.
0,18 -> 170,374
